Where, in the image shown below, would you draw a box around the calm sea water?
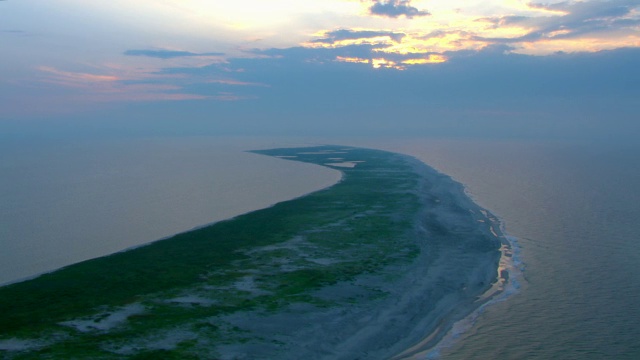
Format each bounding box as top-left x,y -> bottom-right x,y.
2,136 -> 639,358
374,139 -> 640,359
0,136 -> 340,285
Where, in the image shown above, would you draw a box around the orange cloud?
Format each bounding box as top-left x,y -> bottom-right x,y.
371,58 -> 404,70
402,54 -> 447,64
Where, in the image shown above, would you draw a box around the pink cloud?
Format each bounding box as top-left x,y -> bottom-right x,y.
33,66 -> 209,104
38,66 -> 120,86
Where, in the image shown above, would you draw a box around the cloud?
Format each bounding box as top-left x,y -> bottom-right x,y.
124,49 -> 224,59
312,29 -> 406,44
12,36 -> 640,140
206,79 -> 270,87
38,66 -> 120,85
477,0 -> 640,44
1,30 -> 28,36
113,44 -> 640,139
35,66 -> 209,103
254,43 -> 384,63
369,0 -> 430,19
299,29 -> 457,68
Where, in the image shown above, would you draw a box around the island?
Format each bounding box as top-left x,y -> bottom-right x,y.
0,145 -> 508,359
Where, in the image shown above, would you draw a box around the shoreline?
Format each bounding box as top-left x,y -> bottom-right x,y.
391,210 -> 515,359
385,154 -> 515,359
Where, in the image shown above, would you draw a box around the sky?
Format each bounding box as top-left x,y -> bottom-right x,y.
1,0 -> 639,140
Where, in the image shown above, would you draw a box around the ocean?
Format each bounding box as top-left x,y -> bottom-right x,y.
0,136 -> 341,285
374,139 -> 640,359
2,136 -> 639,358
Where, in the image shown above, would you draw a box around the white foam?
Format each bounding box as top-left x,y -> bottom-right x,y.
421,228 -> 525,359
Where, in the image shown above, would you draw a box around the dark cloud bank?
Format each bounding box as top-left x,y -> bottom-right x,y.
11,43 -> 639,143
369,0 -> 430,19
70,43 -> 639,142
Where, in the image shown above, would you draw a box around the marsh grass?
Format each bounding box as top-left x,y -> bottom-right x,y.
0,146 -> 425,358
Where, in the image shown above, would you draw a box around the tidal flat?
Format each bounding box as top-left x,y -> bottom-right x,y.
0,145 -> 506,359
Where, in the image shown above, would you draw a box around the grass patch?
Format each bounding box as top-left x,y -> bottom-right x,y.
0,145 -> 427,358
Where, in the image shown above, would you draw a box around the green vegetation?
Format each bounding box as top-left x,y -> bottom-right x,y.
0,146 -> 427,359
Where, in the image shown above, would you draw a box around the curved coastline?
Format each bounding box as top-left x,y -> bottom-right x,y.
0,145 -> 511,359
386,155 -> 515,359
0,151 -> 343,289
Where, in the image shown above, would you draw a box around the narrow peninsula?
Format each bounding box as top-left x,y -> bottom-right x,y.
0,145 -> 507,359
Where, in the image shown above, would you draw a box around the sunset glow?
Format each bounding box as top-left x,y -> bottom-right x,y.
1,0 -> 639,114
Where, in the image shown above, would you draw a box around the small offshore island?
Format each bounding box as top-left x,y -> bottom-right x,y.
0,146 -> 510,359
